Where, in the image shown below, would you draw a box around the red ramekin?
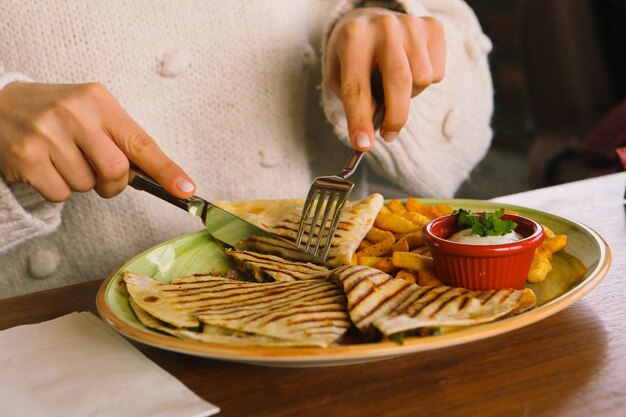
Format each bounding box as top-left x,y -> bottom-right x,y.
421,213 -> 544,290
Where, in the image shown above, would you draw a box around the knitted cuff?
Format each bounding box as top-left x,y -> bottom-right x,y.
0,177 -> 63,253
0,71 -> 33,90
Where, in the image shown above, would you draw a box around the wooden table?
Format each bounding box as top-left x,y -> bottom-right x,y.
1,173 -> 625,417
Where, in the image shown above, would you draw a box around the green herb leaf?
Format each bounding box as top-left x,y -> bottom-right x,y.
452,208 -> 517,237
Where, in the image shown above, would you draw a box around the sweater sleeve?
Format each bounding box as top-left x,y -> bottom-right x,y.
320,0 -> 494,198
0,71 -> 64,253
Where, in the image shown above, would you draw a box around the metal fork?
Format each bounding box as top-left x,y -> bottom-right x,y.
295,72 -> 385,261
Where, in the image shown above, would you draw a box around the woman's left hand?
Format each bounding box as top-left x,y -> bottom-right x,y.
325,7 -> 446,151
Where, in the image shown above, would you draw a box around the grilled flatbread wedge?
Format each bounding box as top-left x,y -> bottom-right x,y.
123,272 -> 350,347
328,265 -> 537,336
215,193 -> 384,266
225,248 -> 330,282
129,299 -> 312,347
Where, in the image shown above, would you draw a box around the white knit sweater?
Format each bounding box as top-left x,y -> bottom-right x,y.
0,0 -> 493,297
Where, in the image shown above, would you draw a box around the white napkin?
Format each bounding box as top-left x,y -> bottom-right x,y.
0,312 -> 219,417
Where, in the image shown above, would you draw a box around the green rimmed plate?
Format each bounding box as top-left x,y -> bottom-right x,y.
96,199 -> 611,367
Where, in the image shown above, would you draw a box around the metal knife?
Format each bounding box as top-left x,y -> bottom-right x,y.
128,168 -> 330,266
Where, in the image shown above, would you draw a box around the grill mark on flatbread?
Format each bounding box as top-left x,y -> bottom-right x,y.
480,290 -> 498,305
263,309 -> 348,325
344,270 -> 384,293
458,294 -> 471,311
228,250 -> 329,282
428,289 -> 469,318
234,252 -> 325,274
354,282 -> 411,325
194,289 -> 344,319
408,287 -> 454,318
187,283 -> 343,313
189,284 -> 340,313
349,274 -> 394,311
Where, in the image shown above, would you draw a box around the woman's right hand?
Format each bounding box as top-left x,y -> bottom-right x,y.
0,82 -> 195,202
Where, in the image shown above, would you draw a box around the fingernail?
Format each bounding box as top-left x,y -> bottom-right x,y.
355,132 -> 371,149
175,177 -> 195,193
381,131 -> 398,142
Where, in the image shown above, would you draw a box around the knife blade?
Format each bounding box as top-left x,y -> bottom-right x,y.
128,168 -> 330,266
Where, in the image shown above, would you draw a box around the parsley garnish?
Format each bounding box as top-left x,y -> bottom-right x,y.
452,208 -> 517,237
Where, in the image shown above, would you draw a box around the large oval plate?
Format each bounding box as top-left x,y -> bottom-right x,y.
97,199 -> 611,367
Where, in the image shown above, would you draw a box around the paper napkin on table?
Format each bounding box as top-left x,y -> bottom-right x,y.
0,311 -> 219,417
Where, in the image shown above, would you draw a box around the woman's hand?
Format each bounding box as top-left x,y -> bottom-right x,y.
325,7 -> 446,150
0,82 -> 195,202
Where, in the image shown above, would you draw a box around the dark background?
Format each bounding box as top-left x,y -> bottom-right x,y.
455,0 -> 626,199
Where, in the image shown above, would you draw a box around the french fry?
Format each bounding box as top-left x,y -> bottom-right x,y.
399,232 -> 423,249
405,199 -> 439,219
351,254 -> 358,265
411,246 -> 431,257
378,206 -> 392,216
357,239 -> 373,251
374,213 -> 420,233
417,269 -> 443,286
356,237 -> 395,258
392,251 -> 434,271
405,198 -> 423,213
387,199 -> 407,215
358,256 -> 388,267
365,227 -> 395,243
396,269 -> 418,284
403,211 -> 431,227
528,247 -> 553,283
390,238 -> 409,253
374,257 -> 400,274
542,224 -> 556,240
434,203 -> 454,217
543,235 -> 567,254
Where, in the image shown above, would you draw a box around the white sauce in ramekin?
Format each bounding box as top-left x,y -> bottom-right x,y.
449,228 -> 525,245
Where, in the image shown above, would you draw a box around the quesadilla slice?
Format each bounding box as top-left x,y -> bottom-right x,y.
129,299 -> 313,347
215,193 -> 384,266
328,265 -> 537,336
225,248 -> 331,282
123,272 -> 350,347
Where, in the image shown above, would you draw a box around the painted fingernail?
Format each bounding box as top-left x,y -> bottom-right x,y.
381,131 -> 398,142
175,177 -> 195,193
355,132 -> 371,149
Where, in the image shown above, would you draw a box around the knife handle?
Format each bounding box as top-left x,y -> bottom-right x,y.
128,166 -> 197,212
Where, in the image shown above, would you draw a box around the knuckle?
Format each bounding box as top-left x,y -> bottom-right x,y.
340,20 -> 367,42
341,80 -> 368,101
10,136 -> 45,167
71,174 -> 96,193
387,65 -> 413,86
78,82 -> 110,99
423,16 -> 443,32
99,156 -> 129,182
127,132 -> 158,157
376,14 -> 399,32
412,69 -> 435,88
383,115 -> 407,132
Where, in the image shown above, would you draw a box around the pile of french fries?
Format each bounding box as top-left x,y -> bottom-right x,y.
354,198 -> 574,286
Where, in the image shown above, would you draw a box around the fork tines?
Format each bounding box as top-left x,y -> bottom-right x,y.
295,176 -> 353,262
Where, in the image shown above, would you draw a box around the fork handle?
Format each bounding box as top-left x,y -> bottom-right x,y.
339,150 -> 364,179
